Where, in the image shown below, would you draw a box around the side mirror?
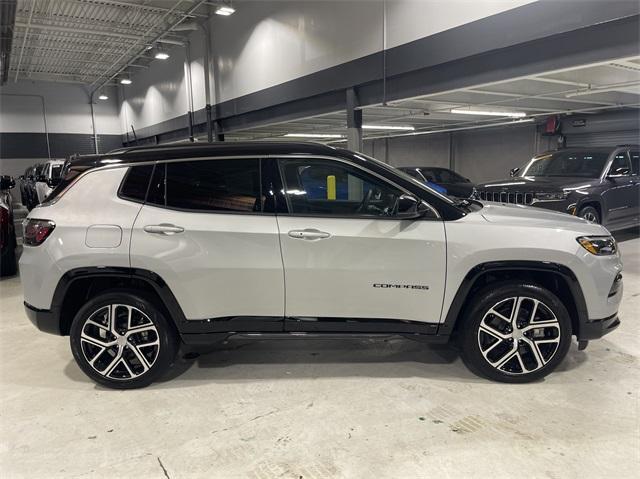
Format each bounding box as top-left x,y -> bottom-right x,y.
510,167 -> 520,177
396,194 -> 430,219
0,176 -> 15,190
47,177 -> 61,188
608,167 -> 630,177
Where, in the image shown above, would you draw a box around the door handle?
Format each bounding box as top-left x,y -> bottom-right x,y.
288,229 -> 331,240
143,224 -> 185,235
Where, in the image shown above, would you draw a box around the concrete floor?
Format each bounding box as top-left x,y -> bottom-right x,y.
1,231 -> 638,479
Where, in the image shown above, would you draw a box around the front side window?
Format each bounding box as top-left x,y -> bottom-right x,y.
280,158 -> 406,217
147,159 -> 262,213
630,151 -> 639,175
608,152 -> 631,176
520,151 -> 609,178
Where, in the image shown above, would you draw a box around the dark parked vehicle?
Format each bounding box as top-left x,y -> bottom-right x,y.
20,165 -> 39,210
398,166 -> 475,198
0,175 -> 17,277
474,146 -> 639,231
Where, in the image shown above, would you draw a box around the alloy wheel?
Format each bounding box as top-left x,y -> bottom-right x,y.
477,296 -> 561,375
80,304 -> 160,380
582,211 -> 598,223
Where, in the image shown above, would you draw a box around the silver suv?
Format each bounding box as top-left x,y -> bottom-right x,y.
21,143 -> 624,388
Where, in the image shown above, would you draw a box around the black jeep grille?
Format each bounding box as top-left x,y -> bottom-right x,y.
478,190 -> 534,205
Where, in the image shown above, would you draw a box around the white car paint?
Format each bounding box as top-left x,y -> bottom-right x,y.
21,163 -> 623,327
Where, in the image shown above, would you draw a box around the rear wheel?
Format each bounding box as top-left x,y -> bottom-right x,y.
70,291 -> 178,389
578,205 -> 600,224
459,283 -> 571,383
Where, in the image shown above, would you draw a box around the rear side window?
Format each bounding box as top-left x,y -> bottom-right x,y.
148,159 -> 263,213
119,165 -> 154,202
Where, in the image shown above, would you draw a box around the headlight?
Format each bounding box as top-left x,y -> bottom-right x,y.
534,191 -> 567,201
577,236 -> 617,255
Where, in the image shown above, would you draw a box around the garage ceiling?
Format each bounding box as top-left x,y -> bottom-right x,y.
7,0 -> 212,86
221,56 -> 640,143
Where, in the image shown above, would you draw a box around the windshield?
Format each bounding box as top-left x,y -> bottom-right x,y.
519,151 -> 609,178
421,168 -> 465,183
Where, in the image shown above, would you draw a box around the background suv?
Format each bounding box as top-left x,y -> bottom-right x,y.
398,166 -> 475,198
21,143 -> 623,388
475,146 -> 639,230
35,159 -> 65,204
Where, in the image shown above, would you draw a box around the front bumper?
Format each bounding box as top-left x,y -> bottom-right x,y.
578,313 -> 620,341
24,302 -> 61,335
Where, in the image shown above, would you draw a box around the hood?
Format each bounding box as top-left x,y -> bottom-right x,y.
478,202 -> 606,233
477,176 -> 598,192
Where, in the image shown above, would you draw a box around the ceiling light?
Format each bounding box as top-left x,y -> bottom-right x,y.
120,75 -> 132,85
154,50 -> 170,60
362,125 -> 415,131
284,133 -> 344,139
215,5 -> 235,16
450,109 -> 526,118
98,93 -> 108,100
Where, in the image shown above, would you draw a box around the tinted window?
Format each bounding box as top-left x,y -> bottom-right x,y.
629,151 -> 639,175
280,158 -> 405,217
609,152 -> 631,176
423,168 -> 465,183
521,151 -> 609,178
119,165 -> 154,202
50,164 -> 63,179
148,159 -> 262,212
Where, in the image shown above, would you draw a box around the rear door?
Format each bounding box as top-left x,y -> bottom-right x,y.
275,156 -> 446,330
130,158 -> 285,324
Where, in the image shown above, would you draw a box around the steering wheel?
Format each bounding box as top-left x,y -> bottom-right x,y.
356,189 -> 374,214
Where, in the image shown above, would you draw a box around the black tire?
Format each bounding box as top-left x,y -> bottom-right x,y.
0,234 -> 17,277
459,282 -> 572,383
70,291 -> 178,389
578,205 -> 600,224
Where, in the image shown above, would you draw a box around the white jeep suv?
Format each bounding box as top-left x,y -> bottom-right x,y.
21,143 -> 623,388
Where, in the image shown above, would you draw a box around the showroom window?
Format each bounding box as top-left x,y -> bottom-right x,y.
119,164 -> 154,202
147,159 -> 263,213
279,158 -> 407,217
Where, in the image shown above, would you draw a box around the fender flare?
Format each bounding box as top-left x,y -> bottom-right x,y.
438,260 -> 588,336
51,266 -> 188,331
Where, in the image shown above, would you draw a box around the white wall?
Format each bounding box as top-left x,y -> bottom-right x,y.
119,0 -> 536,134
0,80 -> 119,135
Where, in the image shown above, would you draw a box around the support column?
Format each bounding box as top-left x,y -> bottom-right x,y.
346,87 -> 363,153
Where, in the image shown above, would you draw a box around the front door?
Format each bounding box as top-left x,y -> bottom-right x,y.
130,158 -> 285,323
603,151 -> 635,225
275,157 -> 446,329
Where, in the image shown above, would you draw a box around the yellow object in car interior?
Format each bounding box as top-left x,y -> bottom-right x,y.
327,175 -> 336,200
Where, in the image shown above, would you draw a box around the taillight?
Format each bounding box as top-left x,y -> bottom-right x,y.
0,208 -> 8,250
24,219 -> 56,246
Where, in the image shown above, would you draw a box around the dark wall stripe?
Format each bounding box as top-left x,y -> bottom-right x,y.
0,133 -> 122,158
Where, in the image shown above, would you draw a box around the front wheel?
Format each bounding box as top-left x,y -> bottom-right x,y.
459,283 -> 572,383
578,205 -> 600,224
70,291 -> 178,389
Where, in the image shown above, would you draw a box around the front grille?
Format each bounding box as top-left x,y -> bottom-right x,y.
478,190 -> 534,205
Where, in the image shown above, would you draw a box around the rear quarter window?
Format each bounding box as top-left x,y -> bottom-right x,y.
119,165 -> 154,203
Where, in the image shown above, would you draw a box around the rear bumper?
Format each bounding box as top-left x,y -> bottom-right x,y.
24,302 -> 61,335
578,313 -> 620,341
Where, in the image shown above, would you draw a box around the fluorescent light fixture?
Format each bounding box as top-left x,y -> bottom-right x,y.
362,125 -> 415,131
154,50 -> 170,60
215,5 -> 235,16
98,93 -> 109,100
284,133 -> 344,139
450,109 -> 526,118
119,77 -> 132,85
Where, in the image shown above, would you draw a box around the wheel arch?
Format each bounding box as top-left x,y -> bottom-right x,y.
439,261 -> 588,339
52,267 -> 187,335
